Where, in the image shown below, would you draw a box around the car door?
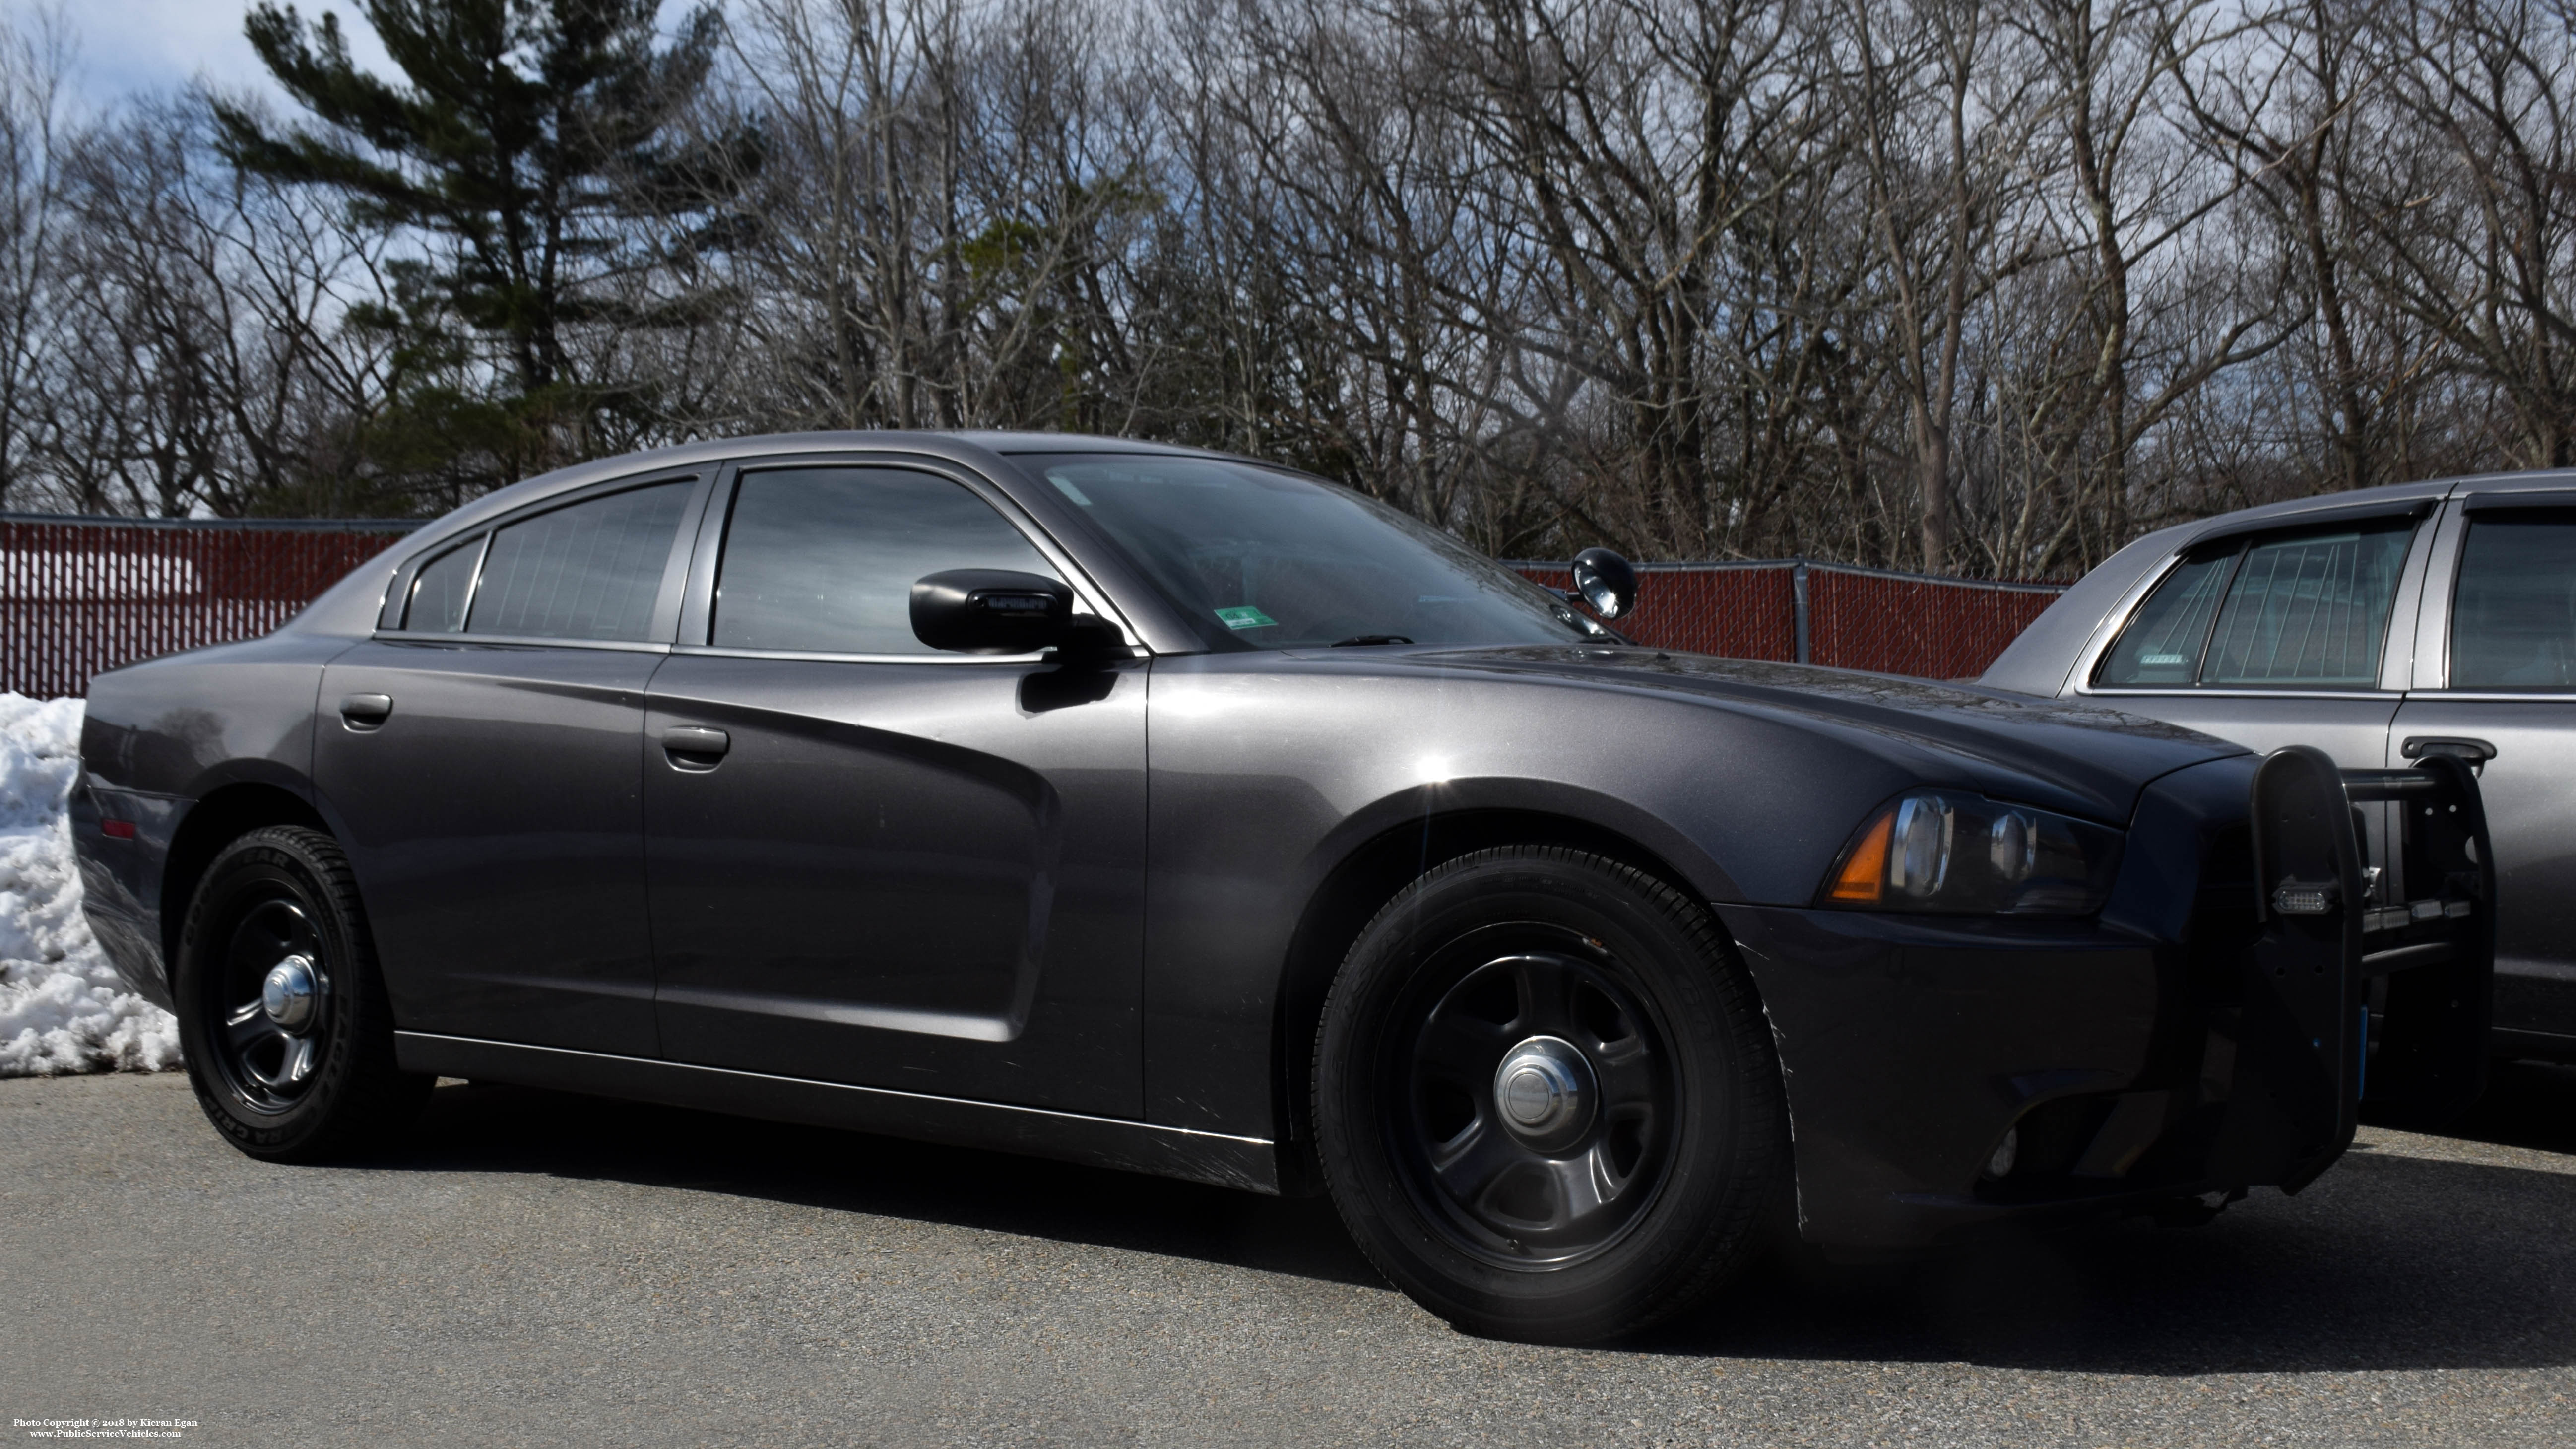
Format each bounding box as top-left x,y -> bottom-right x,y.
2393,489 -> 2576,1048
644,457 -> 1148,1116
314,472 -> 708,1056
2075,506 -> 2437,890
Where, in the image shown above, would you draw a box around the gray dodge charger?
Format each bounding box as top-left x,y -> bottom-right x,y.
70,433 -> 2492,1342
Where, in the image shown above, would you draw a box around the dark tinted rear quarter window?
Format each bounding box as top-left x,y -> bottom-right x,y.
402,539 -> 482,632
2096,548 -> 2232,686
2452,510 -> 2576,688
467,482 -> 690,641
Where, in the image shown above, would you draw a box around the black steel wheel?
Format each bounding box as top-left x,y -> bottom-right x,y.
1397,943 -> 1676,1266
207,894 -> 333,1111
1315,846 -> 1786,1343
175,826 -> 428,1161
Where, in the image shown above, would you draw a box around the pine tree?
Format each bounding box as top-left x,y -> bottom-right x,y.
215,0 -> 752,503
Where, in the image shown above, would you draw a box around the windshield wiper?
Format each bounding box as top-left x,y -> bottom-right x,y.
1330,634 -> 1414,647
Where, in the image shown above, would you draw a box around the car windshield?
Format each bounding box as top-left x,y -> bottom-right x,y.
1014,453 -> 1604,651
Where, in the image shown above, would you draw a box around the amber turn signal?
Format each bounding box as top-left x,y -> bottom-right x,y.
1827,809 -> 1891,902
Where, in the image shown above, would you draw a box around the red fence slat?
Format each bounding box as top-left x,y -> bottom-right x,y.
1514,559 -> 2065,679
1,518 -> 419,699
1805,568 -> 2065,680
1512,562 -> 1802,661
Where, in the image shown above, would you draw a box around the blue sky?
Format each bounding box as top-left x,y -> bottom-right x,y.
51,0 -> 697,113
46,0 -> 397,110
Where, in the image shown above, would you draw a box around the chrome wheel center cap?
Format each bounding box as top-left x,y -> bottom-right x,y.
1492,1035 -> 1595,1148
262,955 -> 319,1032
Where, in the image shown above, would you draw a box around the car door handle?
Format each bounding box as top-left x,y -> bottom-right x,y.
660,726 -> 731,772
338,693 -> 393,730
2402,736 -> 2497,771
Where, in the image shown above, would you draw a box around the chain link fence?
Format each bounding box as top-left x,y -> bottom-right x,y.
0,516 -> 422,699
1510,559 -> 2066,678
0,517 -> 2066,697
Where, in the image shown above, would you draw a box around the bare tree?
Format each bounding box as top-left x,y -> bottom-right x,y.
0,5 -> 68,509
2344,0 -> 2576,469
0,0 -> 2566,581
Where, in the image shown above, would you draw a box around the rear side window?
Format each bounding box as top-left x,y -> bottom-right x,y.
466,482 -> 691,642
711,467 -> 1059,655
2202,523 -> 2412,684
2095,517 -> 2415,688
2451,510 -> 2576,688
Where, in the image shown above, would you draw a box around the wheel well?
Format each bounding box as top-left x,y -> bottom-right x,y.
160,784 -> 331,966
1269,809 -> 1711,1193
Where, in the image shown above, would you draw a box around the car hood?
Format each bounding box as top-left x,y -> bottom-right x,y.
1385,644 -> 2246,826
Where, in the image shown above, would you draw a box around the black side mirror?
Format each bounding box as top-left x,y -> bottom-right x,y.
912,569 -> 1118,656
1570,547 -> 1638,620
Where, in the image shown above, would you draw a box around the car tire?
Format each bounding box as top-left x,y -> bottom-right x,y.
174,825 -> 428,1161
1313,845 -> 1786,1342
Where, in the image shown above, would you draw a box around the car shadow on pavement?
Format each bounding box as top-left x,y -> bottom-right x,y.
2434,1058 -> 2576,1156
386,1077 -> 1392,1290
375,1064 -> 2576,1374
1642,1059 -> 2576,1373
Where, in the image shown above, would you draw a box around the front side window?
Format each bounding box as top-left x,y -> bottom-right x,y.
1012,453 -> 1600,650
712,467 -> 1059,655
466,482 -> 691,642
2095,517 -> 2415,688
2451,509 -> 2576,689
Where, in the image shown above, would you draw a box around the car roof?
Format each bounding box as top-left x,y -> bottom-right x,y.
284,430 -> 1286,641
393,430 -> 1248,548
941,431 -> 1221,456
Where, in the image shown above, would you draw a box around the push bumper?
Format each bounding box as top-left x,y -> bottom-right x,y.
1721,749 -> 2494,1253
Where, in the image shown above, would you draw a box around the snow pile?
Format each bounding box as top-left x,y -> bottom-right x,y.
0,694 -> 180,1074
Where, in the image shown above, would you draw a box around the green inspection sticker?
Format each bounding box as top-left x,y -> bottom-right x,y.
1215,606 -> 1279,630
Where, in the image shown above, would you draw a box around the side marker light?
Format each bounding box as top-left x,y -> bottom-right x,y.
1987,1127 -> 2018,1178
1829,812 -> 1893,902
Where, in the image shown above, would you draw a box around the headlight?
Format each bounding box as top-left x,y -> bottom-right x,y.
1819,789 -> 2122,916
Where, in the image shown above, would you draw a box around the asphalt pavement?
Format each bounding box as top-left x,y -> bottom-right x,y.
4,1064 -> 2574,1447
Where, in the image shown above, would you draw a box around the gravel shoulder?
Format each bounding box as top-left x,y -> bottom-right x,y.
4,1064 -> 2575,1448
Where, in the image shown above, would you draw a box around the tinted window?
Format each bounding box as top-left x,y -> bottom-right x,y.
712,468 -> 1058,654
1014,453 -> 1598,650
466,482 -> 690,641
2202,522 -> 2412,685
2095,549 -> 2232,686
2451,510 -> 2576,688
402,539 -> 482,632
2095,518 -> 2415,687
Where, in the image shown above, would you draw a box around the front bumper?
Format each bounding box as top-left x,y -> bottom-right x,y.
1721,750 -> 2493,1253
